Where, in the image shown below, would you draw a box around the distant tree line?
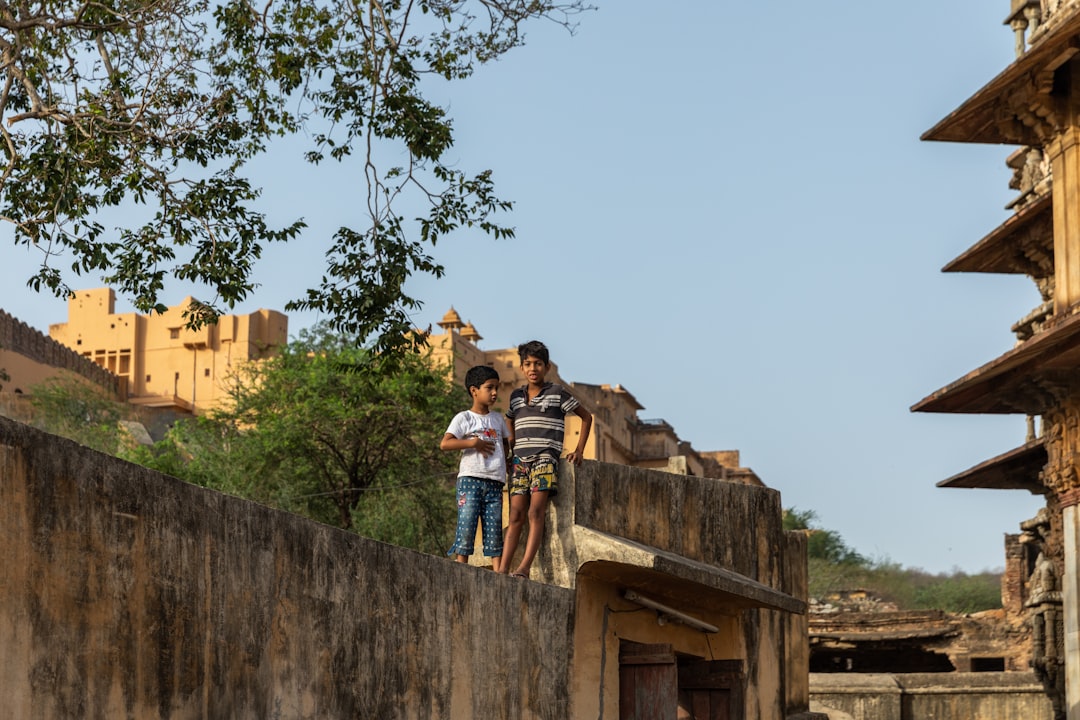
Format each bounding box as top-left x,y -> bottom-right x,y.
783,508 -> 1003,614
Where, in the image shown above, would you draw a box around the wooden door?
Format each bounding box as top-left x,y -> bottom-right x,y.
677,660 -> 744,720
619,642 -> 678,720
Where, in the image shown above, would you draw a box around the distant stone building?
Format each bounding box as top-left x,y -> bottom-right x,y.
48,287 -> 286,415
911,2 -> 1080,718
425,307 -> 762,484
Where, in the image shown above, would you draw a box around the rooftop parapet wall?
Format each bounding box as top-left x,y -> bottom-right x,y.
0,416 -> 573,719
570,461 -> 786,586
0,308 -> 123,397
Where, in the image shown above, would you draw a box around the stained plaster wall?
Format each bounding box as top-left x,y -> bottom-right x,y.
0,416 -> 573,719
546,462 -> 812,720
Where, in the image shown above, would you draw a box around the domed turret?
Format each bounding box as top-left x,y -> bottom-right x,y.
437,307 -> 464,331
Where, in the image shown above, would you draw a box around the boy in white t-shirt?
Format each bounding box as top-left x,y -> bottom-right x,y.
440,365 -> 513,572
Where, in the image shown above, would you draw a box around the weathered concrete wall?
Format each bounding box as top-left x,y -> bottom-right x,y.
810,672 -> 1054,720
0,416 -> 573,719
554,462 -> 814,720
783,530 -> 813,716
572,461 -> 786,584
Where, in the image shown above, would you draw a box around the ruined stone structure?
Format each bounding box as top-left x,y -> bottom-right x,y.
426,307 -> 760,483
805,575 -> 1050,717
913,1 -> 1080,717
47,287 -> 287,415
0,415 -> 822,719
809,604 -> 1029,674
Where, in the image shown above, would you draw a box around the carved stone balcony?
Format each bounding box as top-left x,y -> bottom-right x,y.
1008,0 -> 1044,57
1027,0 -> 1080,48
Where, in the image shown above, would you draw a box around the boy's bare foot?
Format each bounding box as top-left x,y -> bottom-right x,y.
510,572 -> 528,579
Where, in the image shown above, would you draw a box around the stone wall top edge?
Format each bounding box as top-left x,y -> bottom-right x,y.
578,459 -> 780,500
0,413 -> 583,608
811,671 -> 1045,692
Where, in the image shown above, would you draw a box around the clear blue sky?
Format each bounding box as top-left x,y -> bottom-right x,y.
0,1 -> 1048,573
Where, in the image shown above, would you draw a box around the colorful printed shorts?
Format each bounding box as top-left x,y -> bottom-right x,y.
447,476 -> 504,558
509,456 -> 558,497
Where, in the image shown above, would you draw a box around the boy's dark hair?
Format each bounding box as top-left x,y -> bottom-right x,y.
465,365 -> 500,391
517,340 -> 549,364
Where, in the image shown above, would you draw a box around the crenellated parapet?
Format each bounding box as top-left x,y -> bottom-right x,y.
0,308 -> 123,397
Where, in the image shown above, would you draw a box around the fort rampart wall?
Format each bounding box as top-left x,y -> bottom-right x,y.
0,308 -> 123,397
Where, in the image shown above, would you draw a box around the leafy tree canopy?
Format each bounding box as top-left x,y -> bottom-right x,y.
29,375 -> 128,453
131,322 -> 466,549
2,0 -> 590,353
784,507 -> 866,566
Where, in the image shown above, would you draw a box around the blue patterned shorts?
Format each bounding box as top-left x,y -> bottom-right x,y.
448,476 -> 504,557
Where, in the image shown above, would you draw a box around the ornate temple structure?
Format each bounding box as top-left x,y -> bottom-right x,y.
913,2 -> 1080,717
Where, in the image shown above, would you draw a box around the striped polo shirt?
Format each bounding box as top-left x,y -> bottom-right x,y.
506,382 -> 580,461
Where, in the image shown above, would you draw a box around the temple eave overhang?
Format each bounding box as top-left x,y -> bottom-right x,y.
923,13 -> 1080,145
936,439 -> 1048,494
912,311 -> 1080,413
942,192 -> 1052,274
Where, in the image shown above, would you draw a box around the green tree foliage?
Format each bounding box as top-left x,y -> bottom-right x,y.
784,507 -> 1003,614
909,569 -> 1004,614
784,507 -> 866,565
1,0 -> 589,352
124,413 -> 257,495
28,376 -> 128,454
130,323 -> 465,552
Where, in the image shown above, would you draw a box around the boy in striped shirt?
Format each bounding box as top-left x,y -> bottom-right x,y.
503,340 -> 592,579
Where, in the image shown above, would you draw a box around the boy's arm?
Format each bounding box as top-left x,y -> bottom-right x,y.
440,432 -> 496,455
564,404 -> 593,466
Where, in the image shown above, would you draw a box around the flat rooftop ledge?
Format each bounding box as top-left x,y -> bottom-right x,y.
936,439 -> 1047,494
811,672 -> 1046,693
128,394 -> 194,412
894,672 -> 1048,692
574,527 -> 805,615
809,673 -> 901,694
811,626 -> 959,644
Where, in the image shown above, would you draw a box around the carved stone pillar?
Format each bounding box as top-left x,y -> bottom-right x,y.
1041,397 -> 1080,719
1041,399 -> 1080,498
1062,503 -> 1080,720
1046,127 -> 1080,315
1013,17 -> 1030,58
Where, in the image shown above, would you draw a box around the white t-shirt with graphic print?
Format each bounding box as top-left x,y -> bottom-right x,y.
445,410 -> 510,483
